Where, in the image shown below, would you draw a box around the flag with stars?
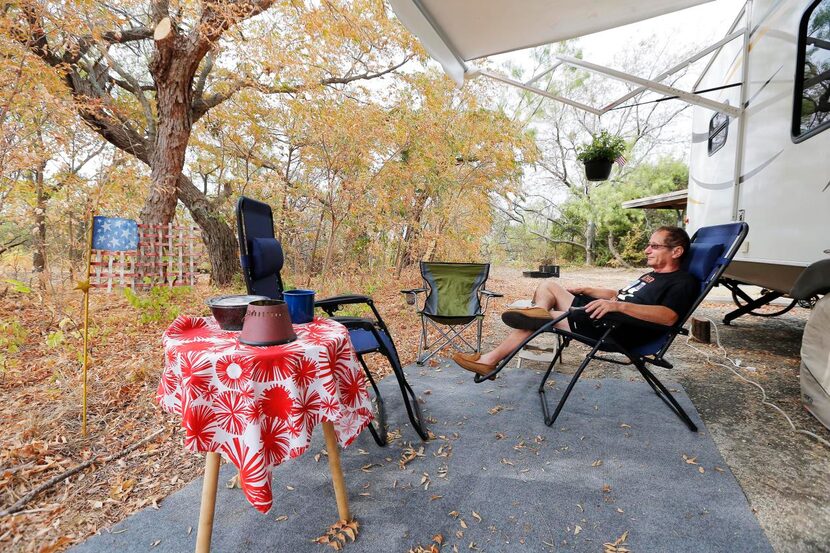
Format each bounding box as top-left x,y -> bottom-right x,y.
91,216 -> 139,251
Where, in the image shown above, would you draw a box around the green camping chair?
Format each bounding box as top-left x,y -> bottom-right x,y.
402,262 -> 502,365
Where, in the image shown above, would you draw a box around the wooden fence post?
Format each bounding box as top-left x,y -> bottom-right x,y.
167,223 -> 174,288
189,226 -> 196,285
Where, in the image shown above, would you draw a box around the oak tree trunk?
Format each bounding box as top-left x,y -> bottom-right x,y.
585,219 -> 596,265
321,221 -> 340,280
141,54 -> 194,228
178,175 -> 239,285
32,162 -> 47,275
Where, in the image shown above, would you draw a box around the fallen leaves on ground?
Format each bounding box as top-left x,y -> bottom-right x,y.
399,444 -> 425,469
603,530 -> 630,552
407,533 -> 444,553
313,519 -> 360,550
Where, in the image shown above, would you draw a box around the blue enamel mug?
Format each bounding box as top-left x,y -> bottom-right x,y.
282,289 -> 315,324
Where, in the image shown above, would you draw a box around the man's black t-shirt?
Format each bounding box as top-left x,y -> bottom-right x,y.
570,270 -> 699,347
616,270 -> 700,319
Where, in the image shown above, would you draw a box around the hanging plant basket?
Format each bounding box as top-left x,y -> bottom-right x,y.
583,159 -> 614,181
576,130 -> 626,182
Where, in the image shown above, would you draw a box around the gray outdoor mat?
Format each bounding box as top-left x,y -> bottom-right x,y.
72,360 -> 772,552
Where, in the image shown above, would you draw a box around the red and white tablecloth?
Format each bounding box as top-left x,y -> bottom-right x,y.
157,315 -> 373,513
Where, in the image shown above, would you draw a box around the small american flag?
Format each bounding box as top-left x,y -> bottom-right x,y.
92,216 -> 139,251
615,154 -> 627,167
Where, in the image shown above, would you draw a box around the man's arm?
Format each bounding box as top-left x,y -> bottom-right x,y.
566,286 -> 617,300
583,300 -> 679,326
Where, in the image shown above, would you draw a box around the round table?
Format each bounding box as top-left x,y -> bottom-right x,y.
157,315 -> 374,552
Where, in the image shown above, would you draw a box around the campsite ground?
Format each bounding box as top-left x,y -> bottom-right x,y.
0,266 -> 827,552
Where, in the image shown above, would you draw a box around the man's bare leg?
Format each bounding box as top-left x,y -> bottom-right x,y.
532,279 -> 576,312
477,279 -> 577,365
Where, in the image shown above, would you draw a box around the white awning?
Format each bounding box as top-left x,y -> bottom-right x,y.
389,0 -> 714,85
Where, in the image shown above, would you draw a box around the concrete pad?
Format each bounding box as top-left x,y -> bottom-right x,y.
71,360 -> 771,552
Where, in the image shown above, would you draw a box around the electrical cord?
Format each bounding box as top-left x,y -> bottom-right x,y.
681,316 -> 830,449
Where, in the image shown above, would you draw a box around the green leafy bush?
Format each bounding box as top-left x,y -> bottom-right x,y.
124,286 -> 190,324
46,330 -> 65,348
576,130 -> 627,163
0,320 -> 27,372
3,279 -> 31,294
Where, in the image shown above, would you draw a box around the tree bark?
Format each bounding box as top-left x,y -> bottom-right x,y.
585,219 -> 596,265
177,175 -> 238,285
607,233 -> 632,268
307,211 -> 325,275
398,192 -> 429,270
141,30 -> 197,229
32,161 -> 47,274
320,215 -> 341,280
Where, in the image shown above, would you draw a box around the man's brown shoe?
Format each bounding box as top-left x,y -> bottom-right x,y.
452,352 -> 496,380
502,307 -> 554,330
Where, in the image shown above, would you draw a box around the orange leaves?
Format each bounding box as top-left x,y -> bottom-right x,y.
313,518 -> 360,550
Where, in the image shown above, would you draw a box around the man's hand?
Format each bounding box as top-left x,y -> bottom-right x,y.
566,286 -> 585,295
584,299 -> 623,319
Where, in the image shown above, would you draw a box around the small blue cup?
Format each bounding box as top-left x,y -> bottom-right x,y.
283,289 -> 315,324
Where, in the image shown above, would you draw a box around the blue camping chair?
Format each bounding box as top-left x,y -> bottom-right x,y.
471,222 -> 748,431
236,197 -> 428,445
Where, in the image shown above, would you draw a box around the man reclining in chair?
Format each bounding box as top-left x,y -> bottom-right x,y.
453,226 -> 700,377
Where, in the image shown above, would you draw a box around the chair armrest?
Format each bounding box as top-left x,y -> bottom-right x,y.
329,316 -> 376,332
315,295 -> 372,316
400,288 -> 426,308
316,294 -> 371,306
400,288 -> 427,295
591,310 -> 683,335
481,289 -> 503,298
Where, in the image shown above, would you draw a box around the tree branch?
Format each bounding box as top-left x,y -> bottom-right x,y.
101,51 -> 156,139
0,235 -> 28,256
192,56 -> 414,123
0,428 -> 167,517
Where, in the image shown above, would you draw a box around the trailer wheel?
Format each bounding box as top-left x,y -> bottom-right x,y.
730,288 -> 798,317
798,296 -> 820,310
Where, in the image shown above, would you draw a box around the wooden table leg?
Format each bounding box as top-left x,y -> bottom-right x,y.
195,452 -> 221,553
321,421 -> 351,521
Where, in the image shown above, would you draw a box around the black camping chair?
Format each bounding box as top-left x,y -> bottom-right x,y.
470,222 -> 748,431
236,197 -> 429,444
401,262 -> 502,365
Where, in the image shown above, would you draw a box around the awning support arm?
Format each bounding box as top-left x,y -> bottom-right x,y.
475,69 -> 603,115
525,61 -> 563,87
599,29 -> 746,113
556,55 -> 742,117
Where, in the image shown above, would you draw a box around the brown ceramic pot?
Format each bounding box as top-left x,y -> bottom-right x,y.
239,300 -> 297,346
206,294 -> 269,330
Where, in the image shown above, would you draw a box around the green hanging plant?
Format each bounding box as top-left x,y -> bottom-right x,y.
576,130 -> 627,163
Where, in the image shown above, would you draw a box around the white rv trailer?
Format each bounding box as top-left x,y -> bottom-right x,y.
687,0 -> 830,311
389,0 -> 830,307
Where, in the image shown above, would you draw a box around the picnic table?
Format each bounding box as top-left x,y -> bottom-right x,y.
157,315 -> 374,552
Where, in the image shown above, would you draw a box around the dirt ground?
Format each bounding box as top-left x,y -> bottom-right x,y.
480,267 -> 829,553
1,265 -> 827,552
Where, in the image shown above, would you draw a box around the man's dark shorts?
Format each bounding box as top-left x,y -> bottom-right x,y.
567,294 -> 662,347
568,294 -> 605,339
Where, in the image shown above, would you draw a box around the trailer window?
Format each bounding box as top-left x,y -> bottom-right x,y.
708,111 -> 729,155
793,0 -> 830,141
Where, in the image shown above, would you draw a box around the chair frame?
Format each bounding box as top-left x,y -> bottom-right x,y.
236,197 -> 429,444
471,222 -> 749,431
402,262 -> 502,365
